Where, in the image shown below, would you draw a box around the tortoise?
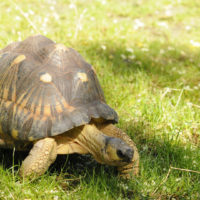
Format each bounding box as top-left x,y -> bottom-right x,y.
0,35 -> 139,179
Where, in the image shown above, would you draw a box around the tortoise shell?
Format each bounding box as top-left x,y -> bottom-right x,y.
0,35 -> 118,141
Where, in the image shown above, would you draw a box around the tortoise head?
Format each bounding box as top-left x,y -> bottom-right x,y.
99,136 -> 134,166
78,124 -> 134,166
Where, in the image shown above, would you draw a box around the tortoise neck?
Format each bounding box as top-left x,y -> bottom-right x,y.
75,124 -> 107,163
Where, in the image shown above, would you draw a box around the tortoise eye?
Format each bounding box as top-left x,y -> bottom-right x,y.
116,149 -> 124,158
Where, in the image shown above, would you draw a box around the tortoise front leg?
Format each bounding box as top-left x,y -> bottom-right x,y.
19,138 -> 57,179
96,123 -> 139,178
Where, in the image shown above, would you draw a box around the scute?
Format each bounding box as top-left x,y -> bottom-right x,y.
0,35 -> 118,141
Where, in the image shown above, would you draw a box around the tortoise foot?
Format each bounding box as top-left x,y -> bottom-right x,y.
19,138 -> 57,179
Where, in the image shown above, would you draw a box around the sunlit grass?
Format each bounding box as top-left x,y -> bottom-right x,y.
0,0 -> 199,199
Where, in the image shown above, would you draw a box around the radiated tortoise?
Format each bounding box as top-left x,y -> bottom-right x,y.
0,35 -> 139,179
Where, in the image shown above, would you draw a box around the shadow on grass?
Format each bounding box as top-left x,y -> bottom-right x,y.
0,39 -> 199,199
81,39 -> 200,90
0,121 -> 198,199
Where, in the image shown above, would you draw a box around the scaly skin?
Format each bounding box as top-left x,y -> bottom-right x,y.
18,123 -> 138,179
96,123 -> 139,178
19,138 -> 57,178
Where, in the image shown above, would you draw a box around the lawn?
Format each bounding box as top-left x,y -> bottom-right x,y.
0,0 -> 200,199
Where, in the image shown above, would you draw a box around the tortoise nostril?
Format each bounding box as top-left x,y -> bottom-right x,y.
125,148 -> 134,161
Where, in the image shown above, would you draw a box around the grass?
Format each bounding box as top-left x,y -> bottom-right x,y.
0,0 -> 200,199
